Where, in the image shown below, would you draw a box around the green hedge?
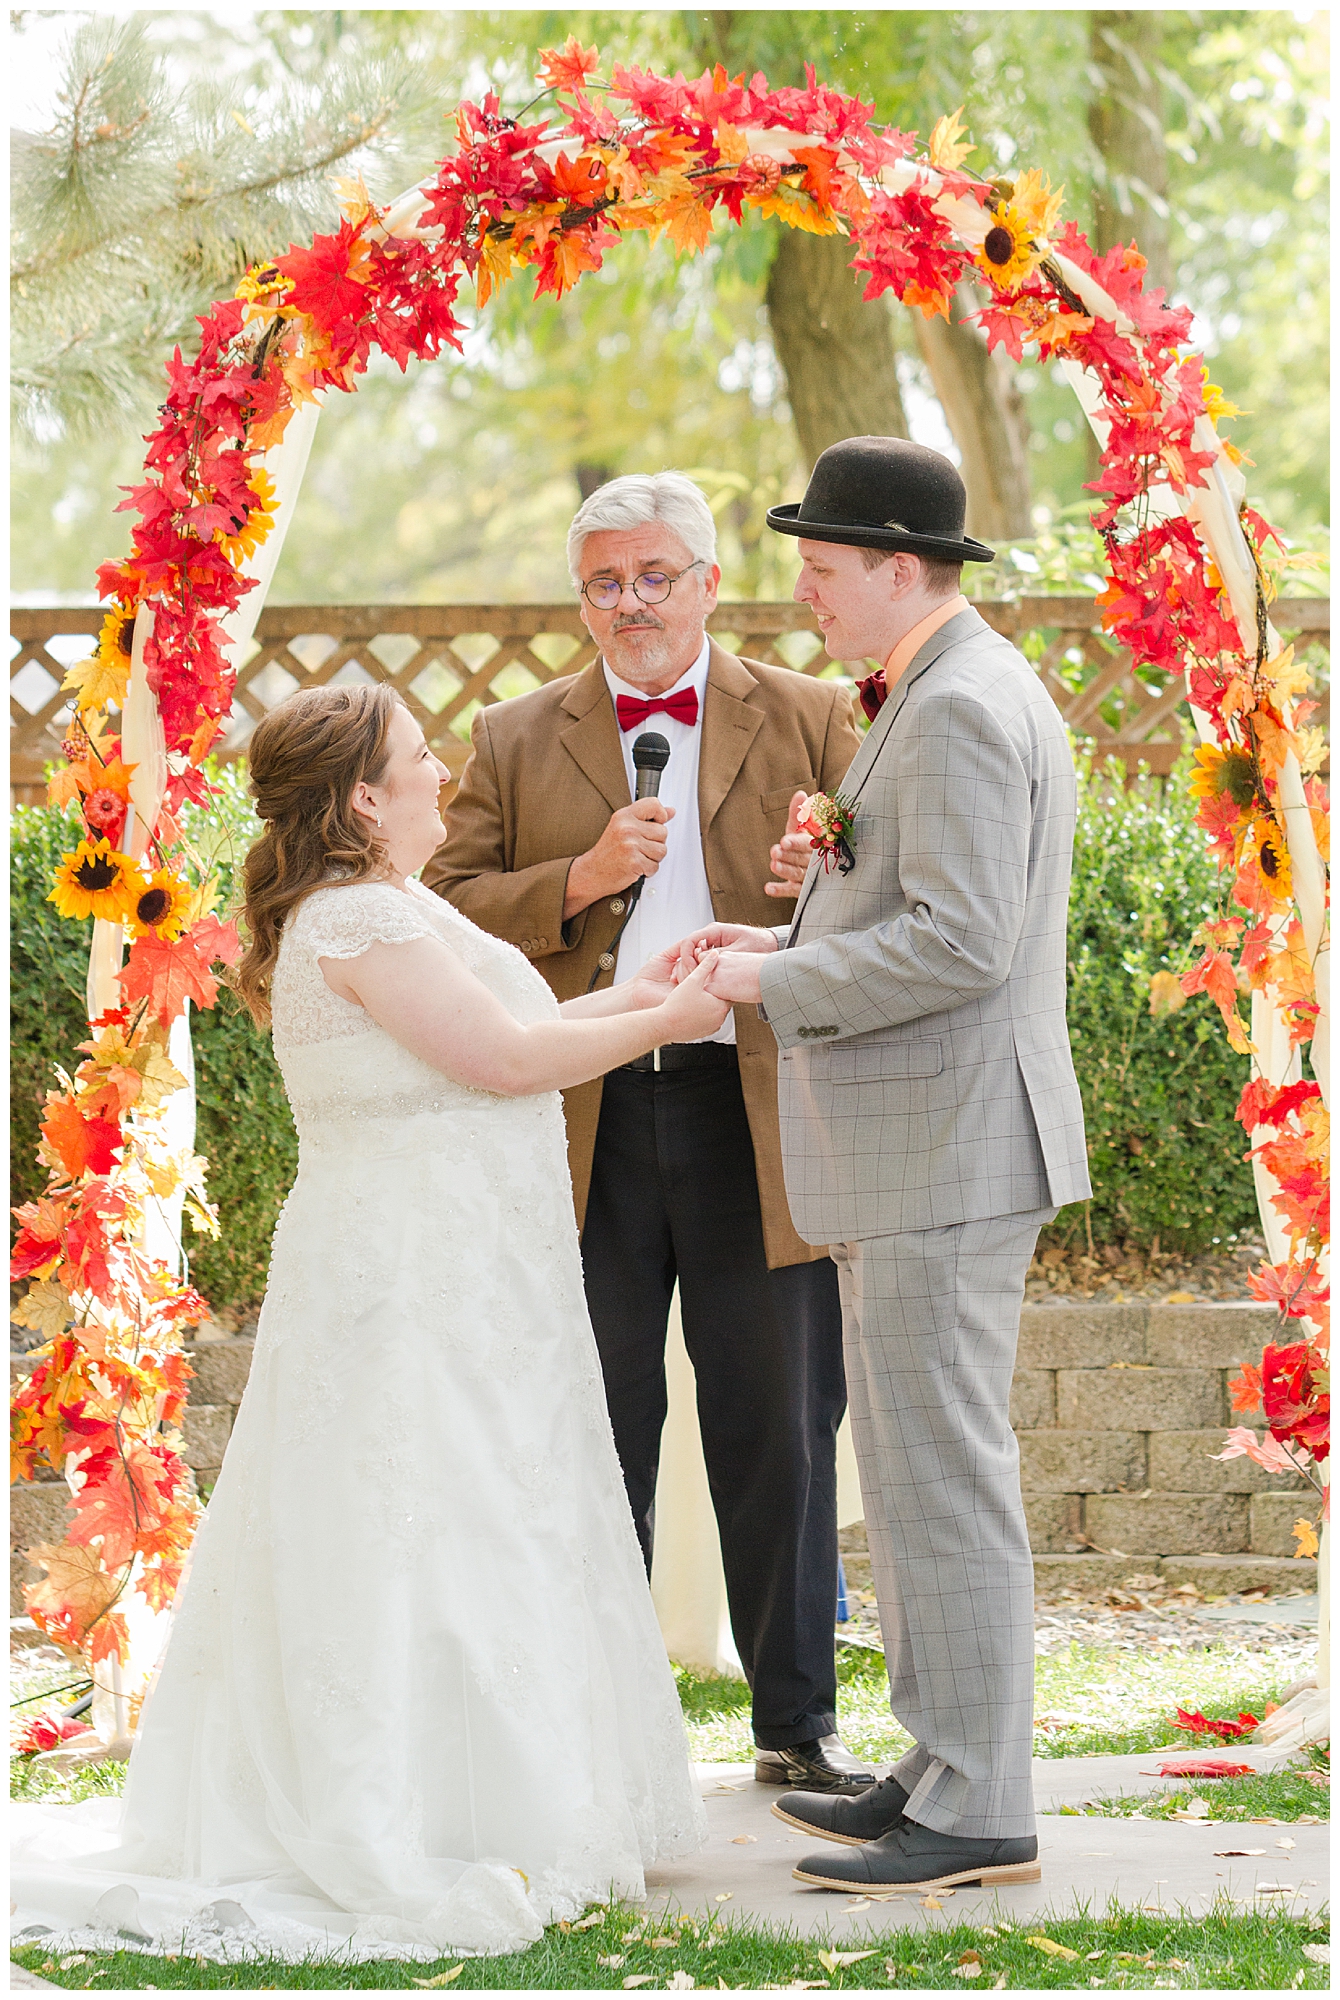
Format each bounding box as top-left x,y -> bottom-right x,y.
10,753 -> 1255,1309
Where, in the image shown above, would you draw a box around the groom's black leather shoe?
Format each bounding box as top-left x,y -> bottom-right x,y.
793,1819 -> 1041,1892
771,1771 -> 909,1844
754,1734 -> 875,1793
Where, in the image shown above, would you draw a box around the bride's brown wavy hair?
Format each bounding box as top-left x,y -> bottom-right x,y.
236,684 -> 402,1026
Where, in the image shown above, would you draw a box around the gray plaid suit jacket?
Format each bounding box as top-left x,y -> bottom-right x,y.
756,605 -> 1091,1244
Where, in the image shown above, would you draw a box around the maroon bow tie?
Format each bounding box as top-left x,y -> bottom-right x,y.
615,687 -> 700,732
856,670 -> 887,723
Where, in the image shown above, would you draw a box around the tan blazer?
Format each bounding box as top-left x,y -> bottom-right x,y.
423,638 -> 862,1268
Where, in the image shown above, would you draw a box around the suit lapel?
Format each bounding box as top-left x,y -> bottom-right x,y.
559,662 -> 630,813
784,607 -> 989,947
698,641 -> 763,834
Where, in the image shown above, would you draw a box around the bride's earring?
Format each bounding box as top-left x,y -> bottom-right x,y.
372,813 -> 382,829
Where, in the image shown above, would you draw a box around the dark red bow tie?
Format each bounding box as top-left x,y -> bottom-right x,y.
856,670 -> 887,722
615,687 -> 700,732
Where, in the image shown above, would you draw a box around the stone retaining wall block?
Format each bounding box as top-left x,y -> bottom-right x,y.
1144,1303 -> 1280,1368
1010,1370 -> 1056,1431
1018,1431 -> 1146,1494
1017,1305 -> 1147,1371
1250,1491 -> 1324,1559
1022,1492 -> 1083,1553
182,1404 -> 234,1475
1083,1491 -> 1249,1555
1056,1366 -> 1225,1432
1148,1431 -> 1307,1495
1158,1553 -> 1319,1595
184,1338 -> 255,1407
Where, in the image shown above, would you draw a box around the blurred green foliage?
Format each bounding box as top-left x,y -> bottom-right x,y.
11,750 -> 1256,1313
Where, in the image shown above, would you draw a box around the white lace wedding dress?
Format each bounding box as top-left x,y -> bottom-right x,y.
11,880 -> 706,1964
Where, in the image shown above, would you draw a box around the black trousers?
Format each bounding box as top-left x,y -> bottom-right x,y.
581,1054 -> 847,1750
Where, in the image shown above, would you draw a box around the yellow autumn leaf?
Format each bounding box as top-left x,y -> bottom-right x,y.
11,1277 -> 76,1340
928,106 -> 974,171
713,120 -> 749,164
749,183 -> 843,236
411,1967 -> 463,1988
1028,1936 -> 1080,1962
817,1950 -> 878,1972
1010,168 -> 1065,242
662,195 -> 717,256
476,230 -> 519,307
333,173 -> 375,225
1292,1517 -> 1320,1559
131,1040 -> 190,1114
1201,374 -> 1244,425
1264,645 -> 1310,704
1148,970 -> 1189,1019
62,652 -> 130,714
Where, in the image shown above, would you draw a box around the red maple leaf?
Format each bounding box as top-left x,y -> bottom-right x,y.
275,221 -> 371,339
119,931 -> 220,1026
1228,1361 -> 1264,1414
538,35 -> 600,93
190,913 -> 242,968
40,1097 -> 124,1180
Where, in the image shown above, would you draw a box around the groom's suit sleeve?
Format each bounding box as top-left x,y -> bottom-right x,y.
756,688 -> 1030,1046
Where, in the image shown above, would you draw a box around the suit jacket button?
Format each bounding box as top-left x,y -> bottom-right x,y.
609,897 -> 626,915
598,951 -> 616,971
535,937 -> 548,949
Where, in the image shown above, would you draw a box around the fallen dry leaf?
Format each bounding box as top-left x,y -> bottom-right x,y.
730,1834 -> 758,1845
714,1891 -> 734,1903
817,1950 -> 878,1972
571,1910 -> 606,1930
666,1976 -> 696,1991
412,1969 -> 463,1989
1027,1936 -> 1080,1962
622,1980 -> 655,1991
597,1955 -> 625,1969
1276,1836 -> 1296,1849
920,1895 -> 943,1910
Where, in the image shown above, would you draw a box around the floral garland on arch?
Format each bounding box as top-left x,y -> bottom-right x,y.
11,41 -> 1329,1684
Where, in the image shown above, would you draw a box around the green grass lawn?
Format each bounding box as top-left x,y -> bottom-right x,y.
10,1905 -> 1331,1989
677,1642 -> 1319,1769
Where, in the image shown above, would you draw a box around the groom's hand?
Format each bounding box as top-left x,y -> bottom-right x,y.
765,790 -> 815,898
701,949 -> 766,1005
674,923 -> 778,982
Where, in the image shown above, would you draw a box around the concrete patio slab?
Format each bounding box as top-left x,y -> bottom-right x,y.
639,1763 -> 1329,1936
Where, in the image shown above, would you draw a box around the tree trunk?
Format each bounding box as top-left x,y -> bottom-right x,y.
912,287 -> 1033,541
764,229 -> 908,472
1088,10 -> 1173,292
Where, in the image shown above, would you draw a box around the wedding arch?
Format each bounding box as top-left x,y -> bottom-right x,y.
11,42 -> 1329,1705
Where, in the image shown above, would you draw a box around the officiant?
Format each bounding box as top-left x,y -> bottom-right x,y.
424,472 -> 870,1791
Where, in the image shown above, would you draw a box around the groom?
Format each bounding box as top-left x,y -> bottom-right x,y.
685,437 -> 1090,1893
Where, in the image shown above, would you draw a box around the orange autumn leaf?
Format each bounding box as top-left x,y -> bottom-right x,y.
660,193 -> 717,256
927,106 -> 974,172
25,1539 -> 124,1652
66,1439 -> 177,1571
119,930 -> 221,1025
538,35 -> 600,93
793,143 -> 840,209
40,1096 -> 124,1180
1292,1517 -> 1320,1559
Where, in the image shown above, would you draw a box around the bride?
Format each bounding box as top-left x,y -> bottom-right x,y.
12,684 -> 721,1963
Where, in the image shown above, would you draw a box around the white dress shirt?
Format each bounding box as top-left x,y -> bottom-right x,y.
602,636 -> 734,1044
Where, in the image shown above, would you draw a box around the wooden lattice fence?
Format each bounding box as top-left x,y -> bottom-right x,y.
11,596 -> 1329,807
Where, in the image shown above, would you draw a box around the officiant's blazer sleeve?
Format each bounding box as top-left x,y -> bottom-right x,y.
422,704 -> 584,961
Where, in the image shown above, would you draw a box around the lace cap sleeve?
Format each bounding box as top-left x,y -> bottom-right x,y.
293,883 -> 438,962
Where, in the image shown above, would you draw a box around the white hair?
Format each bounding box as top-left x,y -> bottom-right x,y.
566,472 -> 717,585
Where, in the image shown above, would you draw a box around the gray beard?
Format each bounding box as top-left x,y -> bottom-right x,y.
603,620 -> 678,686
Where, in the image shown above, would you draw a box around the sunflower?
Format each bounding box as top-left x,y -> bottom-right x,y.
974,202 -> 1040,290
216,468 -> 279,565
1189,742 -> 1259,809
48,839 -> 145,923
98,603 -> 139,676
1234,818 -> 1294,915
127,868 -> 193,941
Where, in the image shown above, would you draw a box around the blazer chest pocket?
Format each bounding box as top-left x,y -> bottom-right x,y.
828,1040 -> 943,1083
760,784 -> 801,818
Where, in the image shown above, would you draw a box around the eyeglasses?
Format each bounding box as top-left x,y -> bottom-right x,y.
580,561 -> 705,611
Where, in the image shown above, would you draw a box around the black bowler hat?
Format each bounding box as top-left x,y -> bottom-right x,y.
767,436 -> 995,563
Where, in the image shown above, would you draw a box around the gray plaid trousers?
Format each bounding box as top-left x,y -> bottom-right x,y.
834,1204 -> 1055,1840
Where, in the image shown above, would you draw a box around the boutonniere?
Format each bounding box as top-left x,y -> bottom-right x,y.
798,791 -> 858,875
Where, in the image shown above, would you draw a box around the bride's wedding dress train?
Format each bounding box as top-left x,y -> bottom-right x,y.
12,881 -> 706,1963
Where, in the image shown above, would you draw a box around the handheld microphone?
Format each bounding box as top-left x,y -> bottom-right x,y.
585,734 -> 671,993
632,731 -> 671,800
